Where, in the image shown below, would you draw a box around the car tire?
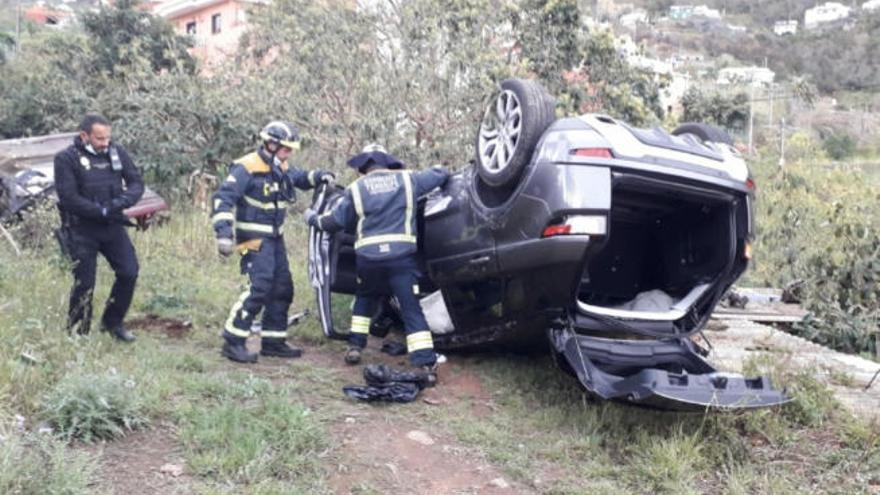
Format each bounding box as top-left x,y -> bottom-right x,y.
672,122 -> 734,146
475,78 -> 556,188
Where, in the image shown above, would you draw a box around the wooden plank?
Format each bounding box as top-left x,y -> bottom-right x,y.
711,313 -> 805,323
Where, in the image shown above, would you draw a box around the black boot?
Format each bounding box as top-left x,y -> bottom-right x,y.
222,341 -> 258,363
101,325 -> 136,343
260,340 -> 303,359
344,346 -> 362,365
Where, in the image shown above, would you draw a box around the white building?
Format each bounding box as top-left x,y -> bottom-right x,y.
804,2 -> 852,29
863,0 -> 880,12
619,9 -> 648,29
773,20 -> 798,35
693,5 -> 722,19
717,66 -> 775,86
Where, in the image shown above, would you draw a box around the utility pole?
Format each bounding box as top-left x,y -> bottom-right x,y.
748,84 -> 756,155
15,0 -> 22,57
779,117 -> 786,168
768,83 -> 774,129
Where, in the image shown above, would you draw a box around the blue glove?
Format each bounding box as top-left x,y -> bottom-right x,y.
303,208 -> 319,228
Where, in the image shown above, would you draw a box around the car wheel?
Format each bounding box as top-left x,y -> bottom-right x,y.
672,122 -> 734,146
476,78 -> 555,188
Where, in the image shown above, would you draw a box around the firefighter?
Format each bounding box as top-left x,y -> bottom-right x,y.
54,113 -> 144,342
304,144 -> 449,379
212,121 -> 334,363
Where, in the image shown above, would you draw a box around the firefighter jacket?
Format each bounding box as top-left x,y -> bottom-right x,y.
54,136 -> 144,227
316,167 -> 450,261
212,148 -> 324,244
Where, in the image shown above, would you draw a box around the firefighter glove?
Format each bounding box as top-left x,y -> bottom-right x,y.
317,170 -> 335,185
217,237 -> 235,257
303,208 -> 319,228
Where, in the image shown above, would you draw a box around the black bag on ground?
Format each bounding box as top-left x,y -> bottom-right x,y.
342,364 -> 431,403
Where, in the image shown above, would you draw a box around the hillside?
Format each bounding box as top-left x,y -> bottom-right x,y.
622,0 -> 880,93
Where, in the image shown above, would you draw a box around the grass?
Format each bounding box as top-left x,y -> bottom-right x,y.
1,207 -> 879,492
41,369 -> 150,442
0,429 -> 98,494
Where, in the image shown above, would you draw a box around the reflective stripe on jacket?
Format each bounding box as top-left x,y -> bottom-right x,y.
317,167 -> 449,260
212,150 -> 318,243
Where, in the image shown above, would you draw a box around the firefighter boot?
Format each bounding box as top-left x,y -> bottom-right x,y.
344,346 -> 362,365
260,340 -> 303,359
415,364 -> 438,388
101,325 -> 136,343
222,339 -> 258,363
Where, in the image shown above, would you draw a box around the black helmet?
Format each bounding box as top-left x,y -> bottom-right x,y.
260,121 -> 300,150
346,143 -> 404,173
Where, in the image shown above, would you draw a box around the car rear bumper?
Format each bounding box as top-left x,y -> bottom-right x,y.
548,327 -> 791,411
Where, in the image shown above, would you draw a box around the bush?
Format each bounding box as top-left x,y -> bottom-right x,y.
749,155 -> 879,355
823,133 -> 856,161
41,370 -> 149,443
0,430 -> 97,494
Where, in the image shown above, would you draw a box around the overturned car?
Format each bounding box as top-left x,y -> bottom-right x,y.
309,79 -> 790,411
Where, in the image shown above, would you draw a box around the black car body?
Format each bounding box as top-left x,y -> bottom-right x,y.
309,79 -> 789,411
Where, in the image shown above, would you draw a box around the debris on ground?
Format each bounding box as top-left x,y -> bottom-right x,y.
405,430 -> 435,446
343,364 -> 433,403
715,287 -> 808,323
158,463 -> 184,477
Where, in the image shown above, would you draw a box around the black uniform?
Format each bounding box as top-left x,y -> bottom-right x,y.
54,136 -> 144,335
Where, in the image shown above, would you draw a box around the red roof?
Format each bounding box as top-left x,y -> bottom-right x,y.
24,6 -> 70,25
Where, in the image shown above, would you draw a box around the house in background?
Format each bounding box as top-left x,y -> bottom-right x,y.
717,66 -> 775,86
804,2 -> 852,29
24,4 -> 73,27
864,0 -> 880,12
152,0 -> 257,63
773,20 -> 798,36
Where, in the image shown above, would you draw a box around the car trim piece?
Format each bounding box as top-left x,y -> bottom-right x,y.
577,283 -> 712,321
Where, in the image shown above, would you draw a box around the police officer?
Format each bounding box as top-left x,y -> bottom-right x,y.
305,144 -> 449,378
213,121 -> 334,363
54,114 -> 143,341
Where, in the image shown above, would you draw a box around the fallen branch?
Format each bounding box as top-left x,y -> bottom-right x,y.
0,222 -> 21,256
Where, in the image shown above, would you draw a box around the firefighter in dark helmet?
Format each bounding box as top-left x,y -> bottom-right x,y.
212,121 -> 334,363
305,144 -> 449,380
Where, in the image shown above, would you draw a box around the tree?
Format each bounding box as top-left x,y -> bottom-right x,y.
80,0 -> 195,76
0,31 -> 13,65
681,87 -> 748,132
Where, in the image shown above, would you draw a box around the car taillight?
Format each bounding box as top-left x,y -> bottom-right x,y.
542,215 -> 607,238
746,177 -> 756,190
570,148 -> 614,158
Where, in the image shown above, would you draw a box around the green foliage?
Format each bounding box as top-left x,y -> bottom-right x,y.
0,31 -> 13,65
0,431 -> 97,494
512,1 -> 664,125
823,133 -> 856,160
80,0 -> 194,76
749,153 -> 879,355
41,370 -> 149,442
178,394 -> 325,486
0,0 -> 194,140
0,30 -> 93,137
681,86 -> 749,132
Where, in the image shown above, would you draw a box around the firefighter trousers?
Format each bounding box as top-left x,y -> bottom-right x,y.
349,255 -> 436,367
223,236 -> 293,345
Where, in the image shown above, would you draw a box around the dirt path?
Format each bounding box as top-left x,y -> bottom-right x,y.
83,428 -> 193,495
87,332 -> 522,494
